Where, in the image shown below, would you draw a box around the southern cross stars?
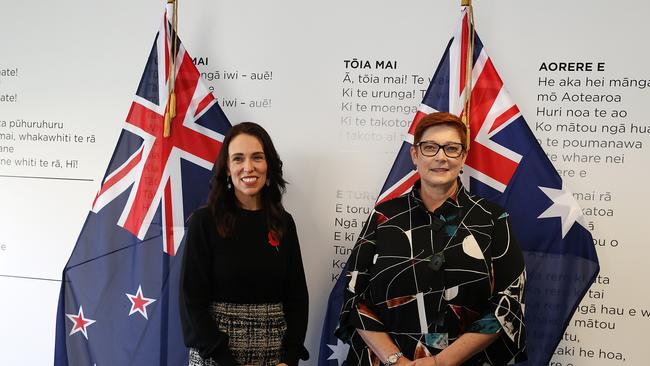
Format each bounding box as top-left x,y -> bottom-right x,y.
538,182 -> 587,238
66,306 -> 96,339
327,339 -> 350,366
65,286 -> 156,341
126,285 -> 157,320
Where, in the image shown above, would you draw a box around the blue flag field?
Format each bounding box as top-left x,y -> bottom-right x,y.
319,6 -> 599,366
54,10 -> 231,365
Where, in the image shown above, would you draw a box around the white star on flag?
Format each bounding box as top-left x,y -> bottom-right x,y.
66,306 -> 96,339
538,182 -> 587,238
126,285 -> 156,319
327,338 -> 350,366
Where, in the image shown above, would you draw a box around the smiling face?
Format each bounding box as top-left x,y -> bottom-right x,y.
227,133 -> 268,209
410,124 -> 467,192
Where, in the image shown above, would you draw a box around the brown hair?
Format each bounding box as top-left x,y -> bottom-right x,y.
207,122 -> 287,239
413,112 -> 469,148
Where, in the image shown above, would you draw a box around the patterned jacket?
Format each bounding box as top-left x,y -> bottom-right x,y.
336,180 -> 526,365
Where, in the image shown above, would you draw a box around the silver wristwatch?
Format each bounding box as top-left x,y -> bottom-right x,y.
384,351 -> 403,366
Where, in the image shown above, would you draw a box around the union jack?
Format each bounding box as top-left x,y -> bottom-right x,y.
91,14 -> 227,256
320,6 -> 598,366
55,9 -> 231,365
378,8 -> 520,203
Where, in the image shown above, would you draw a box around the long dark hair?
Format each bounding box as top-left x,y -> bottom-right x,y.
207,122 -> 288,238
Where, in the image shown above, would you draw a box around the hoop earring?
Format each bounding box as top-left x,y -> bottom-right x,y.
227,176 -> 232,189
460,168 -> 464,174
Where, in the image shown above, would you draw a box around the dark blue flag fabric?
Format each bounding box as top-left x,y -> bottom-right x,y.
318,270 -> 351,366
319,6 -> 599,366
54,10 -> 231,365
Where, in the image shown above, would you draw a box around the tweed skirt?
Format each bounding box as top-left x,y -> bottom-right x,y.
188,302 -> 287,366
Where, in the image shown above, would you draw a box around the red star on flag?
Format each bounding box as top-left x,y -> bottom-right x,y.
126,285 -> 157,319
66,306 -> 96,339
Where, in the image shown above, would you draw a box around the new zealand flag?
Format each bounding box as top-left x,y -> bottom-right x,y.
54,9 -> 231,365
319,6 -> 599,366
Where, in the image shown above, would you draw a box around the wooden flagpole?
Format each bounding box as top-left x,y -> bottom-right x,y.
461,0 -> 474,149
164,0 -> 179,138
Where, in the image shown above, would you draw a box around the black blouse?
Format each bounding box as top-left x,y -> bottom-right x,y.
180,207 -> 309,365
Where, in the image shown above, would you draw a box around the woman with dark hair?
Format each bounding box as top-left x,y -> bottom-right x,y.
180,122 -> 309,366
336,112 -> 526,366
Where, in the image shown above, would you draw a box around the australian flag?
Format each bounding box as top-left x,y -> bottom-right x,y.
319,6 -> 599,366
54,9 -> 231,365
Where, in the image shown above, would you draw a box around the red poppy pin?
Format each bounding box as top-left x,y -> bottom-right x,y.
268,231 -> 280,251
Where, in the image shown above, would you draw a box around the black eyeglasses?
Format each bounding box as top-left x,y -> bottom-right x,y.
416,141 -> 464,158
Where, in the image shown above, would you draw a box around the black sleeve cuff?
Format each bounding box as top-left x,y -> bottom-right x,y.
205,343 -> 238,366
281,344 -> 309,366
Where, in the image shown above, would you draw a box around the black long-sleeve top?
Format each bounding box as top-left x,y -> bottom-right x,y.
180,207 -> 309,366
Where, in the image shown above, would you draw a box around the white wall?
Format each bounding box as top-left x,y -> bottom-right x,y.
1,1 -> 648,364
